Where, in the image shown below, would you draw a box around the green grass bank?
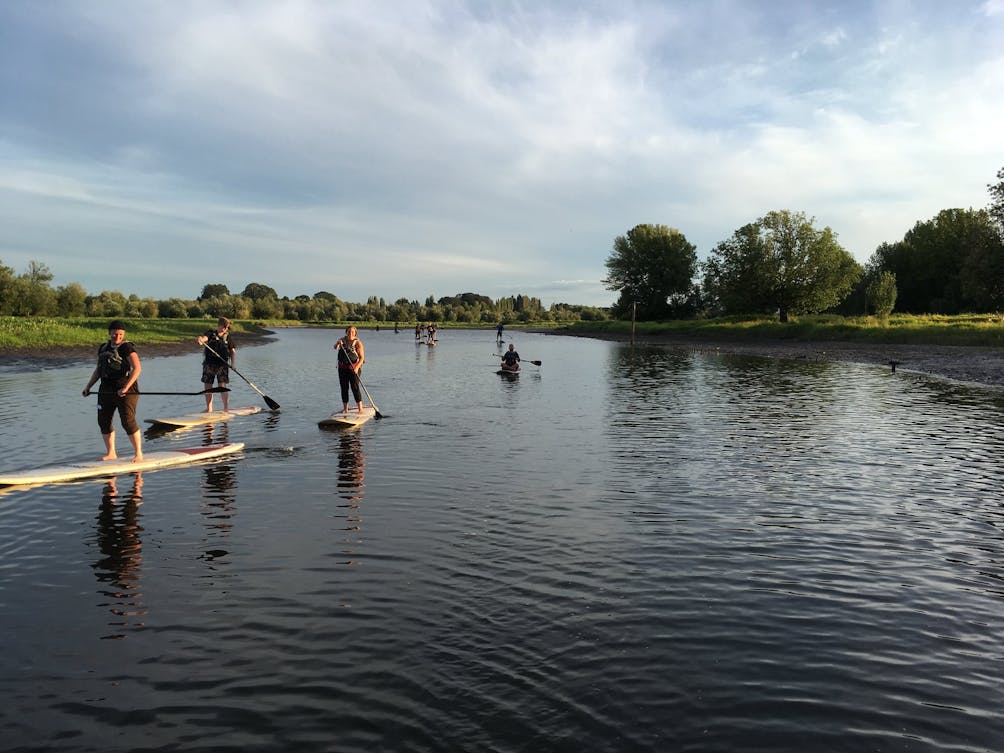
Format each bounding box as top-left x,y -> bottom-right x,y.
557,314 -> 1004,348
4,314 -> 1004,352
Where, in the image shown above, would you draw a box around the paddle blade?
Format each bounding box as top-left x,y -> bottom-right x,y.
529,360 -> 542,366
263,395 -> 281,411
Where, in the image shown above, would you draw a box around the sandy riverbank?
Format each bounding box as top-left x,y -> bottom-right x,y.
551,329 -> 1004,388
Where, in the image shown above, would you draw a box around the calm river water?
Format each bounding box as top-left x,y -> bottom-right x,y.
1,327 -> 1002,752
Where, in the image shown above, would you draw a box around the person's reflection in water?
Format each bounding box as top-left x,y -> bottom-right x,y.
336,431 -> 366,564
92,472 -> 145,639
201,428 -> 238,546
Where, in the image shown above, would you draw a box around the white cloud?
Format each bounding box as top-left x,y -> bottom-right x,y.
1,0 -> 1001,306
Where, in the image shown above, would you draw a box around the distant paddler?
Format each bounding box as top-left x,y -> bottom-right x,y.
500,343 -> 521,372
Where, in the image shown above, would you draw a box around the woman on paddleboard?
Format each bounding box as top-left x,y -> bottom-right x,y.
82,319 -> 143,462
334,325 -> 365,414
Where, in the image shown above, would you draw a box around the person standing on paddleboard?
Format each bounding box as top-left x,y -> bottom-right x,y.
197,317 -> 236,412
334,325 -> 365,413
82,319 -> 143,462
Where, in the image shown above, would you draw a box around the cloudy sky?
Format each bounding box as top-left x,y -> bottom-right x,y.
1,1 -> 1002,307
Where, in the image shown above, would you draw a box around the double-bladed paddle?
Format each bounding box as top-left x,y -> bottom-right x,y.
492,354 -> 542,366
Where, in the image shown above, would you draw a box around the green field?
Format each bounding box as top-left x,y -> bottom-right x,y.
0,317 -> 272,350
557,313 -> 1004,347
4,314 -> 1004,351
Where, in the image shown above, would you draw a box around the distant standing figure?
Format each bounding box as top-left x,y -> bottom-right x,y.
197,317 -> 236,412
415,323 -> 422,341
496,322 -> 504,343
82,319 -> 143,461
335,325 -> 365,413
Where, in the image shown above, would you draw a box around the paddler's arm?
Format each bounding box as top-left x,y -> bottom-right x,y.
117,352 -> 142,396
82,365 -> 100,396
353,340 -> 365,371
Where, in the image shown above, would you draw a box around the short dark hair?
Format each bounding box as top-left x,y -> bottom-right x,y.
108,319 -> 126,332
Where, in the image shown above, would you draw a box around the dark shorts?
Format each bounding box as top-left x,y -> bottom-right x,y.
97,391 -> 140,435
202,363 -> 230,385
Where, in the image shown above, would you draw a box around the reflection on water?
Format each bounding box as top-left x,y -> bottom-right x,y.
200,423 -> 238,559
331,430 -> 366,568
3,329 -> 1004,752
91,472 -> 145,639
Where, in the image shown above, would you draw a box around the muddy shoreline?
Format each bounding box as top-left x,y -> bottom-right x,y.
549,329 -> 1004,388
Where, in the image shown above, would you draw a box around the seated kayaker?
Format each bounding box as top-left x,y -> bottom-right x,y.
501,344 -> 521,371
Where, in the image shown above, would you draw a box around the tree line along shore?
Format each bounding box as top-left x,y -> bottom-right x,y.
4,314 -> 1004,352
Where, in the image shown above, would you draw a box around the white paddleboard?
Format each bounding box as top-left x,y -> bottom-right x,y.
145,406 -> 262,428
0,443 -> 245,486
318,405 -> 377,428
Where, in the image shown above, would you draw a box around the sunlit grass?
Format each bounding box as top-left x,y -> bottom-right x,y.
558,313 -> 1004,347
6,314 -> 1004,350
0,318 -> 271,349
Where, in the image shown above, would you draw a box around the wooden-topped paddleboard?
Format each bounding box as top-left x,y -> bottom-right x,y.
0,443 -> 245,486
318,405 -> 377,428
145,406 -> 262,428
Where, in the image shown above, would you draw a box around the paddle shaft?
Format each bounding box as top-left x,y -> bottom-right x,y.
354,373 -> 384,419
202,343 -> 280,410
90,387 -> 230,396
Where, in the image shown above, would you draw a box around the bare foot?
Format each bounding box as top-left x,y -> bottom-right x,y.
132,454 -> 144,463
101,453 -> 117,461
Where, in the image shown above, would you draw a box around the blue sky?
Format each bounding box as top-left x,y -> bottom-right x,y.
1,0 -> 1002,307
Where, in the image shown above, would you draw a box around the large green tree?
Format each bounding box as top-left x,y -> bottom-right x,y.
199,283 -> 230,300
870,208 -> 1004,313
989,166 -> 1004,234
242,282 -> 278,300
703,210 -> 860,322
0,259 -> 16,314
603,224 -> 697,320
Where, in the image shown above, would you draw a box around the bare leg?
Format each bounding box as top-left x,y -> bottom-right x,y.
204,383 -> 214,412
220,382 -> 230,411
128,430 -> 143,462
101,431 -> 117,461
